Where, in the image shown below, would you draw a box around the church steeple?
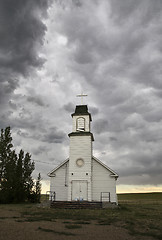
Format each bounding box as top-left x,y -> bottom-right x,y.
68,105 -> 94,141
68,104 -> 93,201
71,105 -> 92,120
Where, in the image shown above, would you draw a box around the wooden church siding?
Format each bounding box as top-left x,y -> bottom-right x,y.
50,162 -> 69,201
68,135 -> 92,201
69,135 -> 92,172
92,159 -> 117,202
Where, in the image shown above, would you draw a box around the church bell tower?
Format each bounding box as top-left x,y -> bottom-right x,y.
68,105 -> 94,201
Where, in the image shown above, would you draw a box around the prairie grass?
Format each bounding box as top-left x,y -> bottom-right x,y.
0,192 -> 162,239
118,192 -> 162,202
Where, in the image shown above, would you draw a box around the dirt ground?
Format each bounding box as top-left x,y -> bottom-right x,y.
0,206 -> 155,240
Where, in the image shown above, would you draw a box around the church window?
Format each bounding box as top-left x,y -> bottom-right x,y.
76,158 -> 84,167
76,117 -> 85,131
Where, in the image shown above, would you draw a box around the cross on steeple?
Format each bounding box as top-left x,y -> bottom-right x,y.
77,92 -> 87,105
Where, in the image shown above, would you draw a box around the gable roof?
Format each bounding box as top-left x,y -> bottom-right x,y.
47,158 -> 69,177
92,156 -> 119,178
48,156 -> 118,178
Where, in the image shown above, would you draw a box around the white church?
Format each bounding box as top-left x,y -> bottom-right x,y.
48,104 -> 119,204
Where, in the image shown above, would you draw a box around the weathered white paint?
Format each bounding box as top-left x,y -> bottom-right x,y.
92,158 -> 118,203
50,161 -> 69,201
49,156 -> 118,203
68,134 -> 92,201
72,180 -> 88,201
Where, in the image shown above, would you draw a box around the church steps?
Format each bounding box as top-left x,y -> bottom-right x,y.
50,201 -> 102,209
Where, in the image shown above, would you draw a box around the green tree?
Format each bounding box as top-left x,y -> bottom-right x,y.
0,127 -> 40,203
15,149 -> 24,202
0,127 -> 16,202
0,127 -> 13,183
23,152 -> 35,201
4,150 -> 17,202
35,173 -> 42,203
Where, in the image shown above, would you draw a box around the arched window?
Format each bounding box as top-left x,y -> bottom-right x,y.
76,117 -> 85,131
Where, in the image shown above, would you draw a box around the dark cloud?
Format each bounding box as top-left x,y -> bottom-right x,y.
63,102 -> 74,113
143,109 -> 162,123
27,95 -> 47,107
0,0 -> 51,75
2,106 -> 46,132
50,72 -> 60,83
41,127 -> 66,143
1,0 -> 162,191
72,0 -> 82,7
109,136 -> 117,142
0,0 -> 52,130
17,129 -> 29,138
9,100 -> 17,110
32,145 -> 49,155
89,106 -> 99,116
0,77 -> 19,105
46,0 -> 162,189
153,89 -> 162,99
109,0 -> 162,26
93,119 -> 109,134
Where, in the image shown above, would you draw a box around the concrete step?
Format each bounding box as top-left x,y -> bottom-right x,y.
51,201 -> 102,209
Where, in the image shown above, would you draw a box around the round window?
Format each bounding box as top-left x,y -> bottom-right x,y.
76,158 -> 84,167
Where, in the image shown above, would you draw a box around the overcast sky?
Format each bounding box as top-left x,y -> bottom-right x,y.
1,0 -> 162,193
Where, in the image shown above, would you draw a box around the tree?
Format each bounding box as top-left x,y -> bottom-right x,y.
23,152 -> 35,201
35,173 -> 42,203
0,127 -> 41,203
0,127 -> 13,183
30,173 -> 42,203
0,127 -> 16,203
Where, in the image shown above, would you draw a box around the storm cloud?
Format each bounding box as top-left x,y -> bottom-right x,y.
0,0 -> 52,119
1,0 -> 162,192
0,0 -> 51,74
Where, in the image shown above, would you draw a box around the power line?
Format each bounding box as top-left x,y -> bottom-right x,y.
32,159 -> 56,166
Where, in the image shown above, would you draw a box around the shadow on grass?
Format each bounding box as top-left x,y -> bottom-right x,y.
73,220 -> 90,225
65,224 -> 82,229
37,227 -> 76,236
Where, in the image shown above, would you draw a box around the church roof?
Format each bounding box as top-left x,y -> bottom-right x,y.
48,156 -> 118,178
71,105 -> 92,121
92,156 -> 119,178
48,158 -> 69,177
68,132 -> 94,141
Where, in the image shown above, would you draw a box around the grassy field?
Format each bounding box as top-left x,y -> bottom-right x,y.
0,192 -> 162,240
118,192 -> 162,201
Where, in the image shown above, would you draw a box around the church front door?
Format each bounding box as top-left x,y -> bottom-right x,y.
72,181 -> 88,201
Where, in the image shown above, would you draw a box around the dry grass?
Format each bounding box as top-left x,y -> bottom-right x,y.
0,193 -> 162,240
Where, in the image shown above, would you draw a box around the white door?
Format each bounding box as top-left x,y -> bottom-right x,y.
72,181 -> 88,201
